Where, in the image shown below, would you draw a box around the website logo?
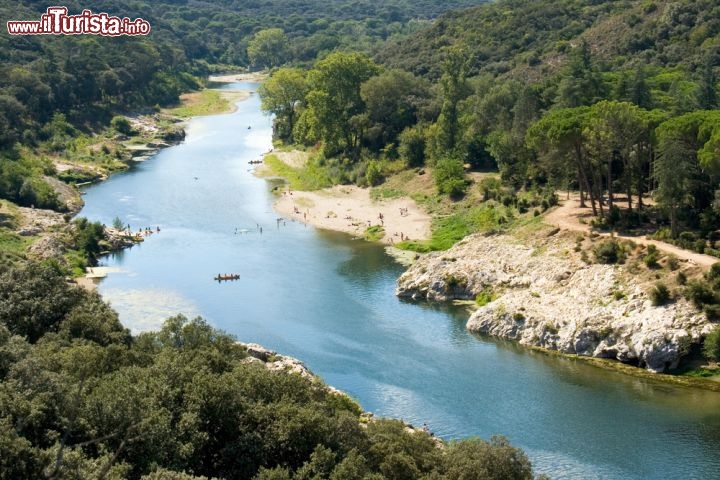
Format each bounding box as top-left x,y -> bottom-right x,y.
7,7 -> 151,36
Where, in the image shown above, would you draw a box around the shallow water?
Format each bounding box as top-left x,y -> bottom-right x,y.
79,82 -> 720,479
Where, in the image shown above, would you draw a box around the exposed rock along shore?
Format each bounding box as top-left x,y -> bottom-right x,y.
396,231 -> 712,373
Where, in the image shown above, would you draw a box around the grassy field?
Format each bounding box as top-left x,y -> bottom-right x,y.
262,153 -> 332,191
164,89 -> 244,118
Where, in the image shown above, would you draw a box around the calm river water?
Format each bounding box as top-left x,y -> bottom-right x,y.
78,82 -> 720,479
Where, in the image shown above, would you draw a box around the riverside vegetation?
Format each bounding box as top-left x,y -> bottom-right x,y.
257,0 -> 720,377
2,0 -> 720,477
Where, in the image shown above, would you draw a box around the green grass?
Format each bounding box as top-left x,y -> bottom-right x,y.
370,187 -> 406,201
165,90 -> 231,118
263,154 -> 332,191
364,225 -> 386,242
475,287 -> 497,306
398,203 -> 515,252
0,229 -> 30,268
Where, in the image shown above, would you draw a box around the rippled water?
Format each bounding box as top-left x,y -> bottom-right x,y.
79,82 -> 720,479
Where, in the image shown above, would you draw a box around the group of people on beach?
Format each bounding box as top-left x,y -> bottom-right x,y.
120,225 -> 160,238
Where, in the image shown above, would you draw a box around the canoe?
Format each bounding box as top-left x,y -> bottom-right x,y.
214,274 -> 240,281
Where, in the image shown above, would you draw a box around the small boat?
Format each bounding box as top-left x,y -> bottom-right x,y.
214,274 -> 240,281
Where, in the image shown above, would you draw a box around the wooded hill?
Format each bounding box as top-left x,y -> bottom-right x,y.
377,0 -> 719,81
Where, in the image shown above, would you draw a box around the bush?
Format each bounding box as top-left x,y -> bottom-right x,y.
650,282 -> 670,306
703,328 -> 720,362
685,280 -> 717,308
111,115 -> 134,135
398,126 -> 426,168
365,160 -> 383,186
677,271 -> 687,285
434,157 -> 467,198
643,244 -> 660,269
666,255 -> 679,271
475,287 -> 496,306
593,240 -> 623,264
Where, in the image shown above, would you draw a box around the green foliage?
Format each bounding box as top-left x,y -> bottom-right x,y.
475,287 -> 497,306
704,328 -> 720,362
685,280 -> 717,309
650,282 -> 671,306
259,69 -> 308,143
643,244 -> 660,269
593,240 -> 624,264
111,116 -> 134,135
299,52 -> 381,158
263,154 -> 332,191
248,28 -> 289,69
399,126 -> 427,168
0,261 -> 127,343
364,225 -> 385,242
433,157 -> 468,198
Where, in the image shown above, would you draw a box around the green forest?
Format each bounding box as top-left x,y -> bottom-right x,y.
2,0 -> 720,478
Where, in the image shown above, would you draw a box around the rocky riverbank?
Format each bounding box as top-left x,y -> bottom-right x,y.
396,228 -> 713,373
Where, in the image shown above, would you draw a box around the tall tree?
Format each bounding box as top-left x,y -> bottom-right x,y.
359,70 -> 429,151
300,52 -> 380,158
247,28 -> 289,69
436,46 -> 471,154
526,107 -> 597,213
555,40 -> 605,108
258,68 -> 308,142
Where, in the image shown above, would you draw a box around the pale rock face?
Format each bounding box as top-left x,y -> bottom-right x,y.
396,233 -> 711,373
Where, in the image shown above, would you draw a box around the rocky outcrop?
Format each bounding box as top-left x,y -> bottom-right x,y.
396,233 -> 712,373
238,343 -> 317,379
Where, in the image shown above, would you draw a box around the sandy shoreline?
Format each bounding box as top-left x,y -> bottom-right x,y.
209,72 -> 269,83
273,185 -> 431,245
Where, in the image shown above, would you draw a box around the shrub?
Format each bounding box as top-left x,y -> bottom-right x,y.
365,160 -> 383,186
398,126 -> 426,168
676,271 -> 687,285
703,328 -> 720,362
704,304 -> 720,321
475,288 -> 496,306
685,280 -> 717,308
643,246 -> 660,269
433,157 -> 468,198
594,240 -> 623,264
110,115 -> 134,135
666,255 -> 679,271
650,282 -> 670,306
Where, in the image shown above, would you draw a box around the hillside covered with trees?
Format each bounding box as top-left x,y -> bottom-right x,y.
261,0 -> 720,245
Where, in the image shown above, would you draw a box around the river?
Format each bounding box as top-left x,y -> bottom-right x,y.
78,82 -> 720,479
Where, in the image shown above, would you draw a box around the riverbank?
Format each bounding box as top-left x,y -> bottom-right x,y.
256,150 -> 432,245
11,78 -> 262,285
396,224 -> 720,378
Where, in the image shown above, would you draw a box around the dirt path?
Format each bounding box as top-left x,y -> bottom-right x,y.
545,192 -> 719,268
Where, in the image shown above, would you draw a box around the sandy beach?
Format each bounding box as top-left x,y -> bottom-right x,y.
209,72 -> 269,83
273,184 -> 431,245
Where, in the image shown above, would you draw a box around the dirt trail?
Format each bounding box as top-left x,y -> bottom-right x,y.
545,192 -> 719,268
